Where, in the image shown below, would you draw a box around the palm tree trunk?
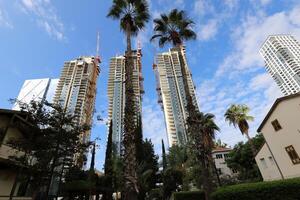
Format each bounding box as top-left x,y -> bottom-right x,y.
245,130 -> 256,156
123,22 -> 138,200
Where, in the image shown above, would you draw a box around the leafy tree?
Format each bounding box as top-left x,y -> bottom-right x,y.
162,168 -> 183,199
135,139 -> 159,200
8,100 -> 90,199
226,133 -> 265,181
107,1 -> 150,199
224,104 -> 256,155
135,116 -> 144,165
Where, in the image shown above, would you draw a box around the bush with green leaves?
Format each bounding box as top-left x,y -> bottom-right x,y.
171,191 -> 205,200
211,178 -> 300,200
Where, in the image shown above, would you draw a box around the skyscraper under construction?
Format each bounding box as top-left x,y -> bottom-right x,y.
153,46 -> 199,147
53,56 -> 100,144
107,48 -> 144,154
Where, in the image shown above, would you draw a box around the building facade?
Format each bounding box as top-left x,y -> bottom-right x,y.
107,49 -> 144,154
13,78 -> 58,110
260,35 -> 300,95
255,93 -> 300,181
0,109 -> 33,198
53,56 -> 100,144
153,46 -> 199,147
212,147 -> 237,178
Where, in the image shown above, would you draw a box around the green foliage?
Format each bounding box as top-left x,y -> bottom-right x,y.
226,134 -> 264,181
167,145 -> 188,169
171,191 -> 205,200
137,139 -> 159,200
8,100 -> 90,196
162,139 -> 167,171
211,178 -> 300,200
162,168 -> 183,199
151,9 -> 196,47
146,188 -> 163,200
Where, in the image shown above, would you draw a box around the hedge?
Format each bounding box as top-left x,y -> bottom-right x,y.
171,191 -> 205,200
211,178 -> 300,200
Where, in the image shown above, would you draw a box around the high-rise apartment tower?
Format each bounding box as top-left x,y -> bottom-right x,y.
107,49 -> 144,154
13,78 -> 58,110
260,35 -> 300,95
53,56 -> 100,143
153,46 -> 199,147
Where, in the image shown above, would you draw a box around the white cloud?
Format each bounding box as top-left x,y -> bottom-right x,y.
217,5 -> 300,77
142,99 -> 168,155
260,0 -> 272,6
197,19 -> 218,41
0,8 -> 13,28
19,0 -> 65,40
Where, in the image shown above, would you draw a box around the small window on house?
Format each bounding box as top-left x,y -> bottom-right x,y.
224,154 -> 230,160
216,154 -> 223,159
268,156 -> 275,165
271,119 -> 282,131
285,145 -> 300,164
260,158 -> 268,169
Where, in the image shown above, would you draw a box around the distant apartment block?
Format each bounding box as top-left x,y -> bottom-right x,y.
107,49 -> 144,154
212,147 -> 237,178
153,46 -> 199,147
54,56 -> 100,144
255,93 -> 300,181
260,35 -> 300,95
13,78 -> 58,110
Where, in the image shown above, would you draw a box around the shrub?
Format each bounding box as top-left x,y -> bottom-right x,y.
171,191 -> 205,200
211,178 -> 300,200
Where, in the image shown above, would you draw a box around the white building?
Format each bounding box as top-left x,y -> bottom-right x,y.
255,93 -> 300,181
13,78 -> 58,110
53,56 -> 100,144
212,147 -> 237,178
153,46 -> 199,147
107,49 -> 144,154
260,35 -> 300,95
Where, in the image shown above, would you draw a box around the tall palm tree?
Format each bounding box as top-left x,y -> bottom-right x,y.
224,104 -> 256,155
150,9 -> 197,134
107,1 -> 149,200
190,112 -> 219,200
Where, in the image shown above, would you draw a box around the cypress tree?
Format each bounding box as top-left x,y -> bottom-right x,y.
162,139 -> 167,171
103,121 -> 113,200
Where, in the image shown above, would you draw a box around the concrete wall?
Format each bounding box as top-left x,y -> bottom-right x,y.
260,96 -> 300,179
0,169 -> 18,196
255,143 -> 283,181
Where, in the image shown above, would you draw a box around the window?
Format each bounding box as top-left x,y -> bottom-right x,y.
260,158 -> 268,169
216,154 -> 223,159
285,145 -> 300,164
271,119 -> 282,131
224,154 -> 230,160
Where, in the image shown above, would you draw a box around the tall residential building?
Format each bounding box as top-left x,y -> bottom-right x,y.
13,78 -> 59,110
107,49 -> 144,154
53,56 -> 100,143
153,46 -> 199,147
260,35 -> 300,95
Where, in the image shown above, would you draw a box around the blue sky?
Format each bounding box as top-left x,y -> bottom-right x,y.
0,0 -> 300,171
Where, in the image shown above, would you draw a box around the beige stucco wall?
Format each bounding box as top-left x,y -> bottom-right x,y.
260,96 -> 300,179
255,143 -> 282,181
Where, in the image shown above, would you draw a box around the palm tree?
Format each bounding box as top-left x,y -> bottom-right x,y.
190,112 -> 219,200
224,104 -> 256,155
150,9 -> 197,136
107,1 -> 149,200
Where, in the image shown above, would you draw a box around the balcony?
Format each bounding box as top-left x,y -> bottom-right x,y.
0,144 -> 24,161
